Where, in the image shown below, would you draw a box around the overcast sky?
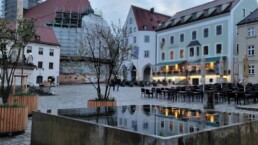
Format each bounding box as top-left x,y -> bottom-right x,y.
90,0 -> 212,26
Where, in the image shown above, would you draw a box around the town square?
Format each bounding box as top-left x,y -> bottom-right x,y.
1,0 -> 258,145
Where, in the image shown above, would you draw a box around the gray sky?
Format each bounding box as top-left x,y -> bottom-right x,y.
90,0 -> 212,25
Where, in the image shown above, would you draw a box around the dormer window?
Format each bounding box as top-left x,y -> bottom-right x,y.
143,25 -> 147,30
180,16 -> 185,22
216,5 -> 222,13
192,13 -> 197,19
204,9 -> 209,16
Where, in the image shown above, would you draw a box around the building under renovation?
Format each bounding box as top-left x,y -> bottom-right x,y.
23,0 -> 106,84
1,0 -> 41,21
24,0 -> 95,57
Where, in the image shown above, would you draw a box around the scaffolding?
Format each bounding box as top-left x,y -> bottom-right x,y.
1,0 -> 41,21
47,7 -> 94,57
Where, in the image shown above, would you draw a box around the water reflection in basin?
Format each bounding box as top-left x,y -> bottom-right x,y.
58,105 -> 257,137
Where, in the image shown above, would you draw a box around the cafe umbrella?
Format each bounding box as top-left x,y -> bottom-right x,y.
243,54 -> 249,92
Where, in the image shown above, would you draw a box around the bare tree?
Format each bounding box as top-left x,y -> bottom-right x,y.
77,20 -> 134,100
0,19 -> 35,104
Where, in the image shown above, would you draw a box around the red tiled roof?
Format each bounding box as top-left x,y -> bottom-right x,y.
131,5 -> 171,31
32,26 -> 60,46
0,19 -> 59,46
23,0 -> 91,46
24,0 -> 91,26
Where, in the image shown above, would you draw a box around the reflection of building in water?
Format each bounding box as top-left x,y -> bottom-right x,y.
117,105 -> 156,135
59,106 -> 258,137
116,105 -> 258,137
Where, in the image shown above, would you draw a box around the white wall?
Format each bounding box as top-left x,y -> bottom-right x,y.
24,42 -> 60,86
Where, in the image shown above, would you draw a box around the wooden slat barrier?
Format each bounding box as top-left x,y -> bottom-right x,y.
8,95 -> 38,115
0,107 -> 28,133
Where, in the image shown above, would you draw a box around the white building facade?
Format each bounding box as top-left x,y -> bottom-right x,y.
155,0 -> 258,85
122,6 -> 170,82
24,42 -> 60,86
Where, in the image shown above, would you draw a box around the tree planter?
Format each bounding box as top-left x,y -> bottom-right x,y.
8,95 -> 38,116
87,100 -> 117,108
0,106 -> 28,135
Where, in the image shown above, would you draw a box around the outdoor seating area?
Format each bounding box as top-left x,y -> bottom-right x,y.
141,83 -> 258,105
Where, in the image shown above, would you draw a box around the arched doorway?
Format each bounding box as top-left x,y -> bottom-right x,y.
143,65 -> 151,81
131,65 -> 137,81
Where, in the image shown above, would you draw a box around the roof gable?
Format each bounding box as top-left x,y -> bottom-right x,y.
238,8 -> 258,25
131,5 -> 170,31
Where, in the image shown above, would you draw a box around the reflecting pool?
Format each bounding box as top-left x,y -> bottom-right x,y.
58,105 -> 257,137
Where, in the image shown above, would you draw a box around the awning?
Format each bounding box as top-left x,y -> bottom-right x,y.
188,59 -> 201,65
155,60 -> 186,67
187,40 -> 201,47
205,57 -> 220,63
188,57 -> 222,65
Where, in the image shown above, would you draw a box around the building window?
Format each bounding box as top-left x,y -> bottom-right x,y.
38,61 -> 43,68
170,51 -> 174,60
180,34 -> 184,42
242,8 -> 246,17
180,50 -> 184,58
160,38 -> 165,50
216,25 -> 222,35
129,18 -> 133,24
249,65 -> 255,75
216,44 -> 222,54
203,46 -> 209,55
161,52 -> 165,60
169,122 -> 174,131
192,31 -> 197,40
143,122 -> 148,130
144,51 -> 149,58
27,46 -> 32,53
49,49 -> 54,56
189,47 -> 194,57
197,47 -> 200,56
133,36 -> 136,43
144,35 -> 150,43
237,44 -> 239,55
179,124 -> 184,133
124,119 -> 127,126
134,27 -> 136,32
143,25 -> 147,30
49,62 -> 54,69
38,48 -> 43,55
170,36 -> 174,44
247,45 -> 255,56
203,28 -> 209,37
189,125 -> 194,133
247,27 -> 255,37
161,120 -> 165,128
119,118 -> 122,125
36,76 -> 43,84
129,27 -> 132,34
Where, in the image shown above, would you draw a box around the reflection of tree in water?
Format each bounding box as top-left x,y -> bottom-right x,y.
95,106 -> 117,126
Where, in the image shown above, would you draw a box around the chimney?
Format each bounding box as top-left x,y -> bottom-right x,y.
150,8 -> 154,13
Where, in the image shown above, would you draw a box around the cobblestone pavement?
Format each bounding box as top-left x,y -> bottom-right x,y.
1,84 -> 258,145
